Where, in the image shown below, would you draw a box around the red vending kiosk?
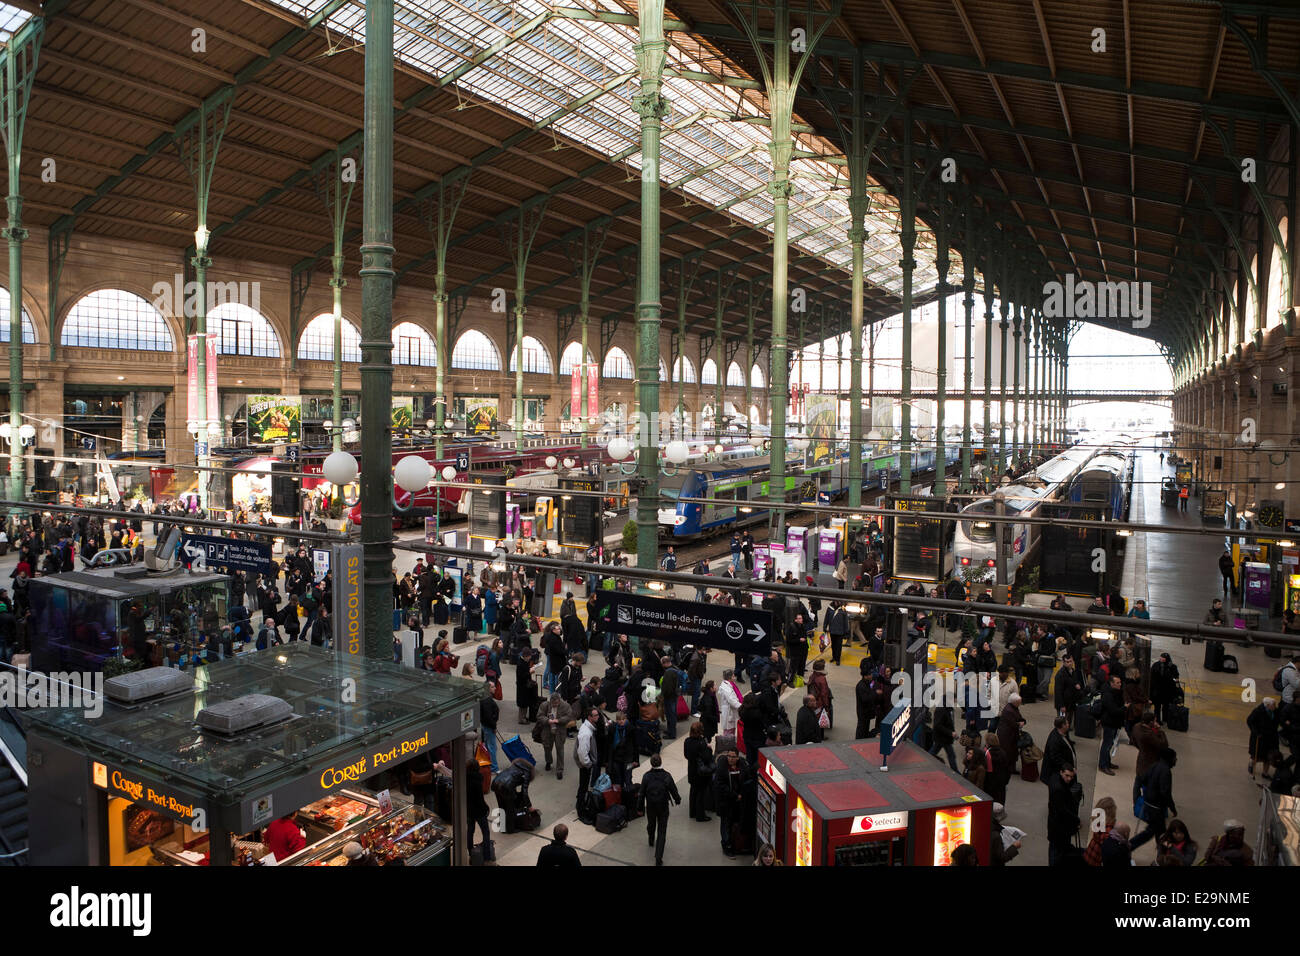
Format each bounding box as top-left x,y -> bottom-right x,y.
756,740 -> 993,866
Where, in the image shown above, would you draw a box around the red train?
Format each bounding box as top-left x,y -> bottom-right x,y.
299,440 -> 610,527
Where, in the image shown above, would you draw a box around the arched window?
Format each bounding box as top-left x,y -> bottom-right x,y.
392,321 -> 436,366
61,289 -> 173,351
751,364 -> 765,389
451,329 -> 501,370
1266,219 -> 1289,329
559,341 -> 594,375
700,358 -> 718,385
658,358 -> 668,382
213,302 -> 281,357
749,404 -> 762,425
726,362 -> 745,387
1246,255 -> 1260,328
0,287 -> 36,344
603,346 -> 633,379
508,335 -> 553,374
672,356 -> 696,383
298,312 -> 361,363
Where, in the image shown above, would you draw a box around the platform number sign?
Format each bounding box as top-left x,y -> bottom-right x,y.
286,445 -> 300,463
456,451 -> 469,472
80,436 -> 96,451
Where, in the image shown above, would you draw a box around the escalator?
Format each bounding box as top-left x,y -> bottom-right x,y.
0,709 -> 27,866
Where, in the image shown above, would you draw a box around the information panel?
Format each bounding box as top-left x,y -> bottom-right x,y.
889,495 -> 945,582
559,477 -> 602,549
467,471 -> 507,539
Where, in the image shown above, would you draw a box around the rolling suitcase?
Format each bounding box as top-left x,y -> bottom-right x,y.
621,783 -> 643,819
500,733 -> 537,766
453,625 -> 470,645
1073,707 -> 1097,739
1020,758 -> 1039,782
1166,703 -> 1190,733
1204,639 -> 1225,672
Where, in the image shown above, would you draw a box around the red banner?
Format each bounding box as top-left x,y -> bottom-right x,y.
187,335 -> 198,423
571,366 -> 581,419
206,333 -> 219,424
586,363 -> 598,421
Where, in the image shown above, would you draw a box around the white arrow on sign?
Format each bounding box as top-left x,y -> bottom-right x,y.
747,624 -> 766,641
183,542 -> 208,570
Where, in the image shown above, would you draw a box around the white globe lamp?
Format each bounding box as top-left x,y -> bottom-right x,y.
441,465 -> 457,482
665,440 -> 690,465
322,450 -> 359,487
562,457 -> 575,469
18,424 -> 34,440
545,455 -> 558,469
394,455 -> 432,493
607,436 -> 631,461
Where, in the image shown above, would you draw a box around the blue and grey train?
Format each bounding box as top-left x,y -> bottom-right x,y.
1069,450 -> 1135,521
659,441 -> 961,539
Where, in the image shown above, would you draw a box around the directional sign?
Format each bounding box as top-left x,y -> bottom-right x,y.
593,590 -> 773,653
181,534 -> 272,575
879,699 -> 913,758
455,451 -> 469,472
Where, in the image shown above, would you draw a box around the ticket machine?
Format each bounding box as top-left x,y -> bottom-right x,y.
817,528 -> 842,568
534,495 -> 555,533
1243,561 -> 1272,611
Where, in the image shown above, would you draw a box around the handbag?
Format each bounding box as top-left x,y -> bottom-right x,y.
817,708 -> 830,730
409,768 -> 434,787
531,720 -> 545,743
492,680 -> 503,701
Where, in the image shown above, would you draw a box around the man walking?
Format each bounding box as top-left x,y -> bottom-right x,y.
660,657 -> 680,739
1219,549 -> 1236,600
1130,748 -> 1177,853
1054,654 -> 1083,730
640,753 -> 682,866
536,823 -> 581,867
827,602 -> 849,666
1047,764 -> 1082,866
1098,673 -> 1126,775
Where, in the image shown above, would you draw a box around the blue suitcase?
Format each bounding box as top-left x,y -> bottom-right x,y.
500,733 -> 537,766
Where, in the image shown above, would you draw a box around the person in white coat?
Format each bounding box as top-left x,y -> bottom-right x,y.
717,669 -> 743,737
574,708 -> 600,816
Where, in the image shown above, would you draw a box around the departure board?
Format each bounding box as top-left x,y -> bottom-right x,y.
1040,503 -> 1105,596
890,494 -> 945,582
560,478 -> 602,549
468,471 -> 507,538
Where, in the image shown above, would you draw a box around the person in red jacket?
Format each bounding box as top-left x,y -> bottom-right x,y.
264,812 -> 305,861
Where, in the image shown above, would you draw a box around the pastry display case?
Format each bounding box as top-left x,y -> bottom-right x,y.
282,803 -> 450,867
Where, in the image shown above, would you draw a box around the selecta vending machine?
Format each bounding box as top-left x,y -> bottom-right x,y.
756,740 -> 993,866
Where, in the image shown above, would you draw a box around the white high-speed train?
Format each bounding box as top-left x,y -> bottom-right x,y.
952,446 -> 1098,581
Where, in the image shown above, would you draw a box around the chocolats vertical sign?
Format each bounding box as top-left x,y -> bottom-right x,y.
247,395 -> 302,444
333,543 -> 363,655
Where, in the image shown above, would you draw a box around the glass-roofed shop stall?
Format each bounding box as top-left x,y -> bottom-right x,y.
26,644 -> 487,866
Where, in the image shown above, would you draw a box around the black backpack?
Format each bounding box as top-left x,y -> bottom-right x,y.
643,770 -> 670,805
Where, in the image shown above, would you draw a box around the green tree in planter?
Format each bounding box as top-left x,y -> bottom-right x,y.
622,520 -> 638,554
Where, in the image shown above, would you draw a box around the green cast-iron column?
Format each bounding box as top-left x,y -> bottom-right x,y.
574,223 -> 607,450
998,261 -> 1010,476
2,21 -> 39,509
961,218 -> 974,491
359,0 -> 395,659
713,272 -> 725,437
1011,294 -> 1022,469
424,177 -> 470,459
634,0 -> 667,571
745,282 -> 755,435
982,232 -> 994,476
933,202 -> 949,498
504,201 -> 548,453
314,153 -> 358,449
899,114 -> 915,493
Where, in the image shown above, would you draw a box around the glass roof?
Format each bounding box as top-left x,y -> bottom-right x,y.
267,0 -> 958,298
0,3 -> 32,43
26,644 -> 486,796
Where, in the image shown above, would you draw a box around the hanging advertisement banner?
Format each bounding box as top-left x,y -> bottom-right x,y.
247,395 -> 302,444
205,333 -> 218,425
571,367 -> 581,421
805,392 -> 838,440
586,363 -> 599,422
187,335 -> 198,423
871,396 -> 895,440
391,396 -> 414,431
461,396 -> 499,434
